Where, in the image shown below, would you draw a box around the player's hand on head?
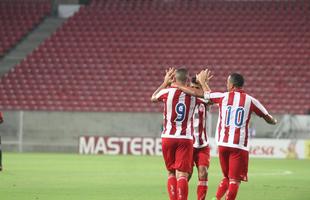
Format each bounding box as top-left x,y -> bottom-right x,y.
164,67 -> 175,85
165,67 -> 174,74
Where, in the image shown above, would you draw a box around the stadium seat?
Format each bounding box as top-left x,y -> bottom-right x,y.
0,0 -> 309,114
0,0 -> 51,57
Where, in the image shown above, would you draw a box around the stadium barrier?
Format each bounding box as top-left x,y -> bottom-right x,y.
79,136 -> 310,159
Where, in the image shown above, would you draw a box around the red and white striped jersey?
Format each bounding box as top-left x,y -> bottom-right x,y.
155,87 -> 198,140
192,100 -> 209,148
204,89 -> 269,151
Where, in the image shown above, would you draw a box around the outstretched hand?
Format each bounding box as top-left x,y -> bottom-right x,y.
151,67 -> 176,102
164,67 -> 176,85
197,69 -> 213,85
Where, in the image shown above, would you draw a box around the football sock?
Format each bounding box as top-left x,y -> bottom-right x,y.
167,175 -> 177,200
197,178 -> 208,200
216,177 -> 229,199
177,176 -> 188,200
225,182 -> 239,200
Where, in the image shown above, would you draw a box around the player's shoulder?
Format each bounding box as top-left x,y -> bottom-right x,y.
156,87 -> 176,99
168,87 -> 191,96
160,87 -> 177,93
225,91 -> 259,103
166,86 -> 178,90
213,91 -> 229,98
243,92 -> 256,101
242,93 -> 263,105
207,90 -> 226,96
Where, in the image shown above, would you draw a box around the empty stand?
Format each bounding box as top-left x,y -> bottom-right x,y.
0,0 -> 309,114
0,0 -> 51,56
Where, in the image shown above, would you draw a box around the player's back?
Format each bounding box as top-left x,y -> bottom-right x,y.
192,101 -> 209,148
206,89 -> 269,150
156,87 -> 197,140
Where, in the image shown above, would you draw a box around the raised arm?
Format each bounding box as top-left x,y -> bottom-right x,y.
151,68 -> 175,102
197,69 -> 213,93
172,83 -> 204,97
172,69 -> 213,98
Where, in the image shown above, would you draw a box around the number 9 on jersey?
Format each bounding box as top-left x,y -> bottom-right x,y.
175,103 -> 186,122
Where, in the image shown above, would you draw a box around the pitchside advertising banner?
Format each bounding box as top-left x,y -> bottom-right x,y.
79,136 -> 310,159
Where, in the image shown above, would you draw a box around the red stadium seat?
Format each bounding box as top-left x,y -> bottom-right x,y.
0,0 -> 51,57
0,0 -> 309,114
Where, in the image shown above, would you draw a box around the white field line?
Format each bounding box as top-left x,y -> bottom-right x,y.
249,170 -> 293,176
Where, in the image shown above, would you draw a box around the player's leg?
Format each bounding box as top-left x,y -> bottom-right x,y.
175,139 -> 193,200
187,164 -> 194,182
197,165 -> 208,200
176,170 -> 190,200
196,147 -> 210,200
225,179 -> 240,200
215,146 -> 230,200
225,148 -> 249,200
188,147 -> 197,183
162,138 -> 178,200
168,170 -> 177,200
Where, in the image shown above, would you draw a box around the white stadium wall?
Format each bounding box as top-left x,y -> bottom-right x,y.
78,136 -> 310,159
0,111 -> 309,160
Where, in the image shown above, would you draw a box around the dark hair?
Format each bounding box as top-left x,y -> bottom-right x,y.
229,73 -> 244,88
191,76 -> 198,84
175,68 -> 188,83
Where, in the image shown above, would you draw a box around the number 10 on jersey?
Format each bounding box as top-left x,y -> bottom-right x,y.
225,106 -> 245,127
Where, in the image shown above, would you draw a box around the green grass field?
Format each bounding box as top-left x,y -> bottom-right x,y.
0,153 -> 309,200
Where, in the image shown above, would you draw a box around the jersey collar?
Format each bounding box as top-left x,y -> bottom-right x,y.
169,86 -> 178,89
232,88 -> 245,93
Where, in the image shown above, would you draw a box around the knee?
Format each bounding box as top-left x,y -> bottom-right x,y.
198,167 -> 208,179
221,177 -> 229,185
176,171 -> 189,179
229,179 -> 241,186
168,170 -> 176,177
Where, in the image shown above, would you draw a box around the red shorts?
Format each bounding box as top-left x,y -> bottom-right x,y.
162,138 -> 193,173
218,146 -> 249,182
193,146 -> 210,167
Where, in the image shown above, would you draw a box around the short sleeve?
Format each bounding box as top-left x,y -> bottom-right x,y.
155,89 -> 169,101
251,97 -> 269,117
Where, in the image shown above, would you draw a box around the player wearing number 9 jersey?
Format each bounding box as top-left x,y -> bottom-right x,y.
175,71 -> 277,200
151,68 -> 201,200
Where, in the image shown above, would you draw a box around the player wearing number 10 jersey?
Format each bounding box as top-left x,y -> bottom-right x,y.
151,68 -> 200,200
175,71 -> 277,200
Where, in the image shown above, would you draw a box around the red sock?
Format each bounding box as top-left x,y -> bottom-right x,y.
177,176 -> 188,200
225,183 -> 239,200
216,177 -> 229,199
197,178 -> 208,200
167,176 -> 177,200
